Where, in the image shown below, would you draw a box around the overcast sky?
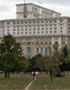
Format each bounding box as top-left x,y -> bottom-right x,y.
0,0 -> 70,20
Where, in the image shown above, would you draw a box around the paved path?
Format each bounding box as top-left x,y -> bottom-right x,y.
25,81 -> 33,90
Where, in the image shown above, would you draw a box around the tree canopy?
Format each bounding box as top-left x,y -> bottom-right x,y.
0,35 -> 29,79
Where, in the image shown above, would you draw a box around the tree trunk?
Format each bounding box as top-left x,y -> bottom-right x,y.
4,72 -> 7,78
68,70 -> 69,75
49,70 -> 53,82
8,72 -> 10,79
46,72 -> 48,75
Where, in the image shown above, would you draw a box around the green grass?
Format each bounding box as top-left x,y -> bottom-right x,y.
30,74 -> 70,90
0,73 -> 32,90
0,73 -> 70,90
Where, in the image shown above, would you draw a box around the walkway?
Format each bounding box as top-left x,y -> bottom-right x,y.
25,81 -> 33,90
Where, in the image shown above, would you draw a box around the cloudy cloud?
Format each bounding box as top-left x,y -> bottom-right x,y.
0,5 -> 9,11
0,0 -> 70,20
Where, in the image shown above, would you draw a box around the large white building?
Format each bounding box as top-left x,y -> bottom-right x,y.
0,3 -> 70,58
16,3 -> 61,19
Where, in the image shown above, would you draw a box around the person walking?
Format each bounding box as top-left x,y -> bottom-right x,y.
32,72 -> 36,80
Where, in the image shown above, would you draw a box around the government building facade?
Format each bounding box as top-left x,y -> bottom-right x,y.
0,3 -> 70,58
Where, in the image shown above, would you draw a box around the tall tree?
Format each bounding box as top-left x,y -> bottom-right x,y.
0,35 -> 26,79
62,44 -> 68,59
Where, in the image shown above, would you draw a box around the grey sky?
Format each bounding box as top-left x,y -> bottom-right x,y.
0,0 -> 70,20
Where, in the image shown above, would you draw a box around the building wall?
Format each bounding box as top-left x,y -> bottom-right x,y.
16,3 -> 61,19
15,36 -> 69,58
0,17 -> 68,37
0,17 -> 70,57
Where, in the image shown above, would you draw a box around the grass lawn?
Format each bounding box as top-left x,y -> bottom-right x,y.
0,73 -> 70,90
0,73 -> 32,90
30,74 -> 70,90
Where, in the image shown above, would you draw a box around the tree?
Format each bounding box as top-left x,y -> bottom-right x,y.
62,44 -> 68,59
29,55 -> 38,72
60,45 -> 69,74
65,56 -> 70,75
0,35 -> 26,79
46,44 -> 64,81
35,55 -> 47,71
20,57 -> 30,72
29,54 -> 47,72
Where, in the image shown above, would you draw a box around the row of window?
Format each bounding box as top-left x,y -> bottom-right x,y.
6,26 -> 63,30
6,26 -> 63,31
12,30 -> 63,35
6,24 -> 58,28
27,47 -> 48,55
12,27 -> 57,30
20,42 -> 51,45
5,20 -> 64,25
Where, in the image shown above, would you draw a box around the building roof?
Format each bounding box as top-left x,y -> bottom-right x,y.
16,3 -> 61,15
0,17 -> 70,22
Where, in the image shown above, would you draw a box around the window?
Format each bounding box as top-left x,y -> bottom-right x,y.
50,21 -> 52,23
33,28 -> 35,30
14,29 -> 16,31
7,29 -> 9,31
36,48 -> 39,55
17,29 -> 19,31
21,29 -> 23,31
33,32 -> 35,34
49,47 -> 52,55
41,31 -> 44,33
50,24 -> 52,26
37,21 -> 39,23
42,28 -> 44,30
62,41 -> 65,46
60,20 -> 63,22
60,31 -> 63,33
37,28 -> 40,30
17,22 -> 19,24
13,32 -> 15,35
17,32 -> 19,34
25,22 -> 27,24
50,31 -> 52,33
54,24 -> 57,26
7,23 -> 10,25
29,28 -> 31,31
29,32 -> 31,34
25,25 -> 27,27
45,48 -> 48,55
33,25 -> 35,27
29,25 -> 31,27
25,32 -> 27,34
60,27 -> 63,29
27,42 -> 31,45
54,31 -> 56,33
45,42 -> 48,45
37,32 -> 39,34
25,29 -> 27,31
46,28 -> 48,30
41,48 -> 43,54
46,31 -> 48,33
49,42 -> 51,45
50,28 -> 52,30
29,22 -> 31,24
55,41 -> 58,45
41,42 -> 43,45
21,32 -> 23,34
27,47 -> 31,54
54,27 -> 57,30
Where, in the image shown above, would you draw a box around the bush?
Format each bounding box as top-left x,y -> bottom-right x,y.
53,67 -> 65,77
